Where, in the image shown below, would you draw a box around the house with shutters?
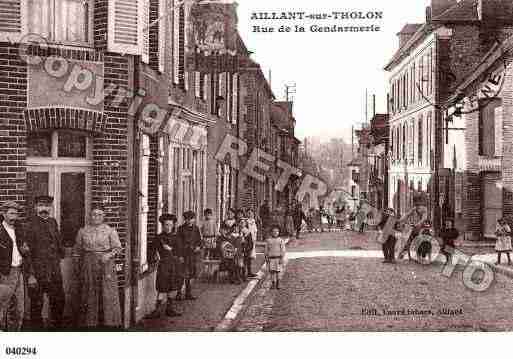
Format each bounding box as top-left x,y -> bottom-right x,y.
0,0 -> 241,327
0,0 -> 156,327
444,34 -> 513,241
385,0 -> 513,232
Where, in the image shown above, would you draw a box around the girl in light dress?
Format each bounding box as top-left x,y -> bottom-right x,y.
264,225 -> 286,290
495,218 -> 512,265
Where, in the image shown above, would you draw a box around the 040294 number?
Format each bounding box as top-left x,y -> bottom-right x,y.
5,347 -> 37,356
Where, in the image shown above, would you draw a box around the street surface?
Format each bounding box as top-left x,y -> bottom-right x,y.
234,230 -> 513,332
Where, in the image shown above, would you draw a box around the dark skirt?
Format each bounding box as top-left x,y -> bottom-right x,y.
156,256 -> 182,293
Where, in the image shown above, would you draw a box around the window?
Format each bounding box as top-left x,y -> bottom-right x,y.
26,130 -> 91,248
479,98 -> 502,157
418,116 -> 423,165
402,123 -> 406,159
28,0 -> 92,45
174,0 -> 186,88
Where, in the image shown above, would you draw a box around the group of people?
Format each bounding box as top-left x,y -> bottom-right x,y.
148,205 -> 289,320
0,197 -> 123,331
259,200 -> 307,240
376,196 -> 460,264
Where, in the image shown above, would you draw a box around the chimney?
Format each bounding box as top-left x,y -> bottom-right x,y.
426,6 -> 432,23
431,0 -> 458,19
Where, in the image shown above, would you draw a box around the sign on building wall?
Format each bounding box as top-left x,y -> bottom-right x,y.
28,60 -> 104,112
187,1 -> 238,73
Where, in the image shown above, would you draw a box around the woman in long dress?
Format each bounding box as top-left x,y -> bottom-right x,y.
495,218 -> 512,265
73,206 -> 122,329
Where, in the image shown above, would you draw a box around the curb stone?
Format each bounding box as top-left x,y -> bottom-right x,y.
214,236 -> 293,332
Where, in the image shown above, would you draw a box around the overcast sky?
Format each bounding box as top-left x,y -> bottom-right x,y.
237,0 -> 431,144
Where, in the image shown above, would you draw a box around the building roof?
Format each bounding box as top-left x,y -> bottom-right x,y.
384,0 -> 480,71
434,0 -> 479,21
447,34 -> 513,104
397,23 -> 423,35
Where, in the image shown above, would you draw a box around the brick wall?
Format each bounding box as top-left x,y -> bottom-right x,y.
93,52 -> 132,285
0,43 -> 27,212
94,0 -> 108,49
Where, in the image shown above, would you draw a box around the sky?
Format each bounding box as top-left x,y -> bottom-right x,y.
236,0 -> 431,144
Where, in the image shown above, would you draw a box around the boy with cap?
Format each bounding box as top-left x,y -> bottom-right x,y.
24,195 -> 65,329
176,211 -> 202,300
0,201 -> 35,331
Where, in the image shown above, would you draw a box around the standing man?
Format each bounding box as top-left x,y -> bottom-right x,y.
259,200 -> 271,240
0,201 -> 35,331
291,201 -> 307,239
176,211 -> 202,301
25,196 -> 65,329
397,194 -> 429,261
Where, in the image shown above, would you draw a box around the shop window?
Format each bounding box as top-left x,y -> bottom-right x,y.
28,0 -> 92,45
58,131 -> 87,158
27,131 -> 52,157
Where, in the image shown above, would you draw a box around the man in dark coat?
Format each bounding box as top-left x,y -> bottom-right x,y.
25,196 -> 65,329
0,201 -> 35,331
176,211 -> 202,300
291,201 -> 307,239
259,200 -> 271,240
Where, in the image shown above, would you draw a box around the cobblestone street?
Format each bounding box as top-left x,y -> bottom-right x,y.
234,230 -> 513,332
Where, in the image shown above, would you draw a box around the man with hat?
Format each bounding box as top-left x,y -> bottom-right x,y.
398,194 -> 429,261
176,211 -> 202,300
24,195 -> 65,329
0,201 -> 35,330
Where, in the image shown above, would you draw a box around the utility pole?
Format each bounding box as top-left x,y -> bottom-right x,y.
285,82 -> 296,103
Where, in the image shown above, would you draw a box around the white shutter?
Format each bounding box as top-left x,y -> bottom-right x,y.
184,70 -> 189,91
139,0 -> 149,63
0,0 -> 27,42
195,71 -> 201,98
203,74 -> 209,101
158,0 -> 166,72
495,106 -> 503,156
173,0 -> 179,84
139,134 -> 150,271
232,73 -> 238,124
108,0 -> 141,55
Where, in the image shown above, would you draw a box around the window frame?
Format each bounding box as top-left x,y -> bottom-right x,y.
27,0 -> 94,48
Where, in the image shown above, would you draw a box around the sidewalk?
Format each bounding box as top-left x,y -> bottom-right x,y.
133,238 -> 289,332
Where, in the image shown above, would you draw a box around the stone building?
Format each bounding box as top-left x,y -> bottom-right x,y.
385,0 -> 513,229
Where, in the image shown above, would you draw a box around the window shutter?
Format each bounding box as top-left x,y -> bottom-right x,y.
195,71 -> 201,98
173,0 -> 180,85
139,0 -> 150,63
108,0 -> 141,55
495,106 -> 503,156
158,0 -> 166,72
219,72 -> 227,117
0,0 -> 27,42
232,73 -> 238,125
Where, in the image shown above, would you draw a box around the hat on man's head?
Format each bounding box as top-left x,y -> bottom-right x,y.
183,211 -> 196,220
159,213 -> 177,224
34,195 -> 54,204
0,201 -> 21,212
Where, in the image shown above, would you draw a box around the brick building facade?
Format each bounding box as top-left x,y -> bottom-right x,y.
385,0 -> 513,230
444,34 -> 513,240
0,0 -> 302,327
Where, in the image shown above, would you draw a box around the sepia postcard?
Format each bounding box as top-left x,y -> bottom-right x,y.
1,0 -> 513,355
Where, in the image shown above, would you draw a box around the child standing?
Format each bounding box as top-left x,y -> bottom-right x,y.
240,220 -> 256,279
495,218 -> 512,265
265,225 -> 286,290
201,208 -> 218,260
